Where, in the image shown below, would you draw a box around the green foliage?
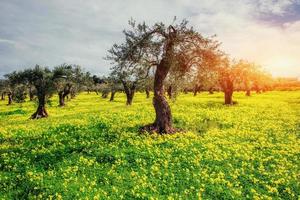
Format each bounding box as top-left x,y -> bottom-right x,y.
0,91 -> 299,199
12,85 -> 27,103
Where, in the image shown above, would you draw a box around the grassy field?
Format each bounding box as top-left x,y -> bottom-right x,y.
0,91 -> 299,199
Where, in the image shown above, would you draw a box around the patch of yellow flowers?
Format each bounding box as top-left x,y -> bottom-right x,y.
0,91 -> 299,199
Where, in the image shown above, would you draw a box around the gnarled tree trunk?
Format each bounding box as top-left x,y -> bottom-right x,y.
223,79 -> 234,105
246,89 -> 251,96
141,58 -> 175,134
29,87 -> 34,101
140,34 -> 176,134
183,88 -> 188,94
29,92 -> 34,101
193,85 -> 201,96
58,86 -> 70,106
31,95 -> 48,119
58,92 -> 65,106
70,91 -> 76,99
126,92 -> 134,105
224,90 -> 233,105
146,87 -> 150,98
102,92 -> 108,99
110,90 -> 116,101
7,92 -> 12,105
122,81 -> 136,105
193,90 -> 198,96
167,85 -> 172,99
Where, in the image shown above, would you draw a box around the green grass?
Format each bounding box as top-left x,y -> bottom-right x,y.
0,91 -> 299,199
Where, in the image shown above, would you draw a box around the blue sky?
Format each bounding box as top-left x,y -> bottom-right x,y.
0,0 -> 300,77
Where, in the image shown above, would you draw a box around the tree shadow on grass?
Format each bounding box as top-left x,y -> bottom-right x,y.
0,109 -> 27,117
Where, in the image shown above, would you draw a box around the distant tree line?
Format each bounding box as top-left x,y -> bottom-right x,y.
1,19 -> 299,133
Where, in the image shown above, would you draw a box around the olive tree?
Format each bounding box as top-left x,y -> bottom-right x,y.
89,75 -> 107,95
107,19 -> 220,133
53,64 -> 86,106
21,65 -> 55,119
109,60 -> 151,105
141,72 -> 154,99
252,70 -> 273,93
190,68 -> 218,96
4,71 -> 23,105
0,79 -> 8,101
217,59 -> 249,105
105,76 -> 123,102
165,69 -> 185,100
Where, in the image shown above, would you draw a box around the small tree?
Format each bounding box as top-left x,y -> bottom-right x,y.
235,60 -> 261,96
107,19 -> 220,133
28,85 -> 36,101
4,71 -> 23,105
21,65 -> 55,119
109,61 -> 150,105
67,65 -> 85,99
217,59 -> 245,105
90,75 -> 107,95
106,76 -> 123,102
82,72 -> 94,94
165,69 -> 185,100
252,70 -> 273,93
53,64 -> 76,106
11,85 -> 27,103
0,79 -> 8,101
141,73 -> 154,99
99,82 -> 110,99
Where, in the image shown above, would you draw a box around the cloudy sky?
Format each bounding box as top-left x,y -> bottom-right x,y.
0,0 -> 300,77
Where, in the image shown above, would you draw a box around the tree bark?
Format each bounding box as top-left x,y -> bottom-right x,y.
183,88 -> 188,94
102,92 -> 108,98
29,87 -> 34,101
7,92 -> 12,105
193,90 -> 198,96
222,78 -> 234,105
146,87 -> 150,98
31,95 -> 48,119
141,34 -> 176,134
141,58 -> 175,134
246,89 -> 251,96
70,91 -> 76,99
167,85 -> 172,99
1,92 -> 5,100
224,90 -> 233,105
193,85 -> 200,96
58,86 -> 70,106
126,92 -> 134,105
122,81 -> 136,105
58,92 -> 65,106
110,90 -> 116,101
29,92 -> 34,101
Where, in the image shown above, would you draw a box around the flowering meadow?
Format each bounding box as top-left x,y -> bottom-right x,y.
0,91 -> 299,199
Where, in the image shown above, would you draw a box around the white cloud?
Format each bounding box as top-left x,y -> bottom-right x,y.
186,0 -> 300,77
0,0 -> 299,77
256,0 -> 299,15
0,38 -> 16,45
